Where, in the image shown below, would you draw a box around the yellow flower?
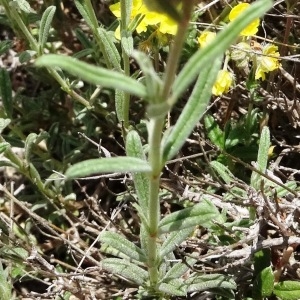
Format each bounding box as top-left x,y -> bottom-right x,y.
255,44 -> 280,80
197,31 -> 216,48
109,0 -> 178,39
158,15 -> 178,35
229,3 -> 260,37
212,70 -> 234,96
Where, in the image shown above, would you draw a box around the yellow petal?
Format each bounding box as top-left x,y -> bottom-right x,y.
229,3 -> 260,37
198,31 -> 216,48
109,2 -> 121,18
212,70 -> 233,96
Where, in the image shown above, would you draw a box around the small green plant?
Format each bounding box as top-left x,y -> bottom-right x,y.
32,0 -> 272,298
2,0 -> 300,299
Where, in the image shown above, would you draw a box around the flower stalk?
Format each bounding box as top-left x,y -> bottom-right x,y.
146,0 -> 195,288
120,0 -> 131,129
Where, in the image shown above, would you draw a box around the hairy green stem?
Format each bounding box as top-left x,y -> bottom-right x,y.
46,68 -> 92,108
146,2 -> 195,288
120,0 -> 132,130
147,116 -> 165,285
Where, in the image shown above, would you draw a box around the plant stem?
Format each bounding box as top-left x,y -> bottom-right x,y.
120,0 -> 132,130
47,68 -> 92,108
146,1 -> 195,288
9,4 -> 39,52
147,116 -> 165,286
161,1 -> 195,101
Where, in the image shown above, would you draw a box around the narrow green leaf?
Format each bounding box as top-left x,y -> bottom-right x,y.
18,50 -> 36,63
250,126 -> 270,189
126,130 -> 149,211
35,55 -> 147,98
73,48 -> 94,59
0,119 -> 11,134
0,68 -> 13,118
74,0 -> 94,28
163,257 -> 197,280
186,274 -> 237,293
100,231 -> 146,262
159,228 -> 194,258
204,114 -> 225,150
139,223 -> 149,257
274,281 -> 300,300
0,142 -> 10,154
257,126 -> 270,173
115,89 -> 126,122
158,199 -> 221,234
101,258 -> 148,286
253,266 -> 274,298
98,28 -> 121,71
24,131 -> 49,163
210,161 -> 235,184
254,248 -> 271,276
24,133 -> 37,163
29,163 -> 42,182
162,58 -> 222,162
11,0 -> 35,14
0,40 -> 12,56
38,6 -> 56,49
208,287 -> 236,299
65,157 -> 152,179
75,28 -> 93,49
275,180 -> 297,197
159,278 -> 187,296
1,247 -> 28,260
173,0 -> 273,99
0,159 -> 18,169
0,263 -> 11,300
